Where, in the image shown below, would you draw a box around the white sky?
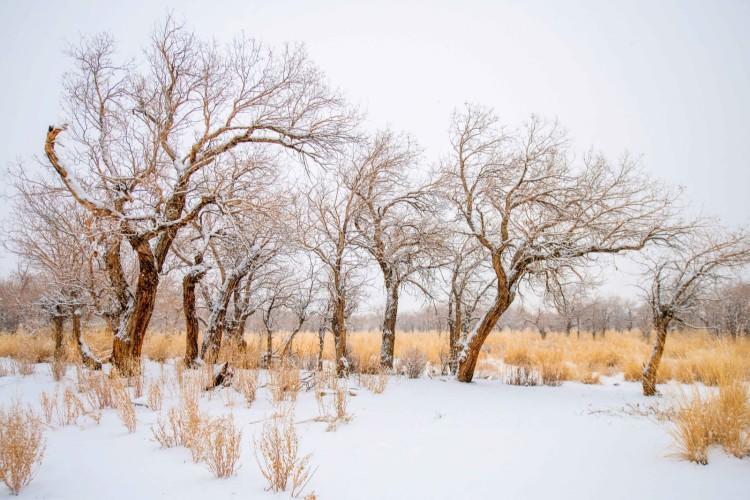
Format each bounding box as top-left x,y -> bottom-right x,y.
1,0 -> 749,311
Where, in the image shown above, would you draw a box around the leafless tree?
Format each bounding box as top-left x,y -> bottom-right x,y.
43,19 -> 356,373
350,131 -> 446,368
439,104 -> 680,382
443,236 -> 496,373
197,198 -> 287,365
640,227 -> 750,395
8,178 -> 106,368
299,158 -> 366,376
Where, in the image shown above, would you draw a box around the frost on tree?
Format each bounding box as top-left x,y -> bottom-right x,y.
42,18 -> 356,374
438,104 -> 680,382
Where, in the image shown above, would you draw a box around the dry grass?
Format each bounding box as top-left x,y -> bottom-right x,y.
671,362 -> 750,464
38,392 -> 56,425
55,387 -> 86,426
1,327 -> 748,388
147,381 -> 163,411
152,381 -> 209,462
112,377 -> 136,433
255,410 -> 315,497
0,402 -> 46,495
359,367 -> 388,394
233,369 -> 258,407
269,363 -> 301,403
397,347 -> 427,379
315,377 -> 351,431
203,415 -> 242,478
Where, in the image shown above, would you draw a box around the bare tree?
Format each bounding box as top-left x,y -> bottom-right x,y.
640,228 -> 750,395
43,19 -> 356,373
351,131 -> 446,368
439,105 -> 679,382
299,159 -> 366,376
8,178 -> 106,368
443,236 -> 495,373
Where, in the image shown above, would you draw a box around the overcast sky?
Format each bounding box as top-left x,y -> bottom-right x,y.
1,0 -> 748,310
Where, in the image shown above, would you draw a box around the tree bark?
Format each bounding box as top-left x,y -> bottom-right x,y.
111,237 -> 159,376
331,295 -> 348,376
182,264 -> 205,367
52,315 -> 65,362
642,320 -> 669,396
456,296 -> 510,382
447,292 -> 462,375
71,310 -> 102,370
200,269 -> 247,364
317,322 -> 326,371
379,282 -> 399,369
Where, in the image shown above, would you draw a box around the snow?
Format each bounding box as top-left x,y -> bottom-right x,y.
1,360 -> 748,499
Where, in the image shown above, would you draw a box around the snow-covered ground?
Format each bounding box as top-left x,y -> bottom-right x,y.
1,360 -> 748,500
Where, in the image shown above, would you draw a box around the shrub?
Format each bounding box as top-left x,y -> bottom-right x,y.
152,386 -> 208,462
360,368 -> 388,394
147,381 -> 163,412
255,411 -> 314,497
112,378 -> 137,433
505,365 -> 540,386
203,416 -> 242,478
233,369 -> 258,407
56,387 -> 85,426
269,363 -> 301,403
399,348 -> 427,379
38,391 -> 57,425
0,402 -> 46,495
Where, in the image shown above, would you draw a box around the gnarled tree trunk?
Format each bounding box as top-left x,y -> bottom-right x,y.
642,319 -> 670,396
71,309 -> 102,370
112,237 -> 159,375
182,264 -> 206,367
456,293 -> 510,383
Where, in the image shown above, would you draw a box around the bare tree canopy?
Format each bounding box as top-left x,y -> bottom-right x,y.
350,130 -> 447,368
641,226 -> 750,395
41,17 -> 357,373
439,104 -> 681,382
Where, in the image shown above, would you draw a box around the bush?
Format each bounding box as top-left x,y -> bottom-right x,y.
399,348 -> 427,379
203,416 -> 242,478
0,402 -> 46,495
255,411 -> 314,497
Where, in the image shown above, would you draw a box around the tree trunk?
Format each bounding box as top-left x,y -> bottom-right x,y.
642,320 -> 669,396
182,264 -> 206,367
456,295 -> 510,382
52,315 -> 65,362
71,310 -> 102,370
264,329 -> 273,367
331,296 -> 348,376
448,294 -> 462,375
200,272 -> 245,364
112,238 -> 159,376
379,282 -> 399,369
317,323 -> 326,371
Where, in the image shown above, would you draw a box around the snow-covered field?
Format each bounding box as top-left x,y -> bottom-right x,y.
1,360 -> 748,500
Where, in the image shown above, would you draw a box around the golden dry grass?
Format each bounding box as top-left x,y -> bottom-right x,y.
670,361 -> 750,464
1,327 -> 748,386
0,402 -> 46,495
